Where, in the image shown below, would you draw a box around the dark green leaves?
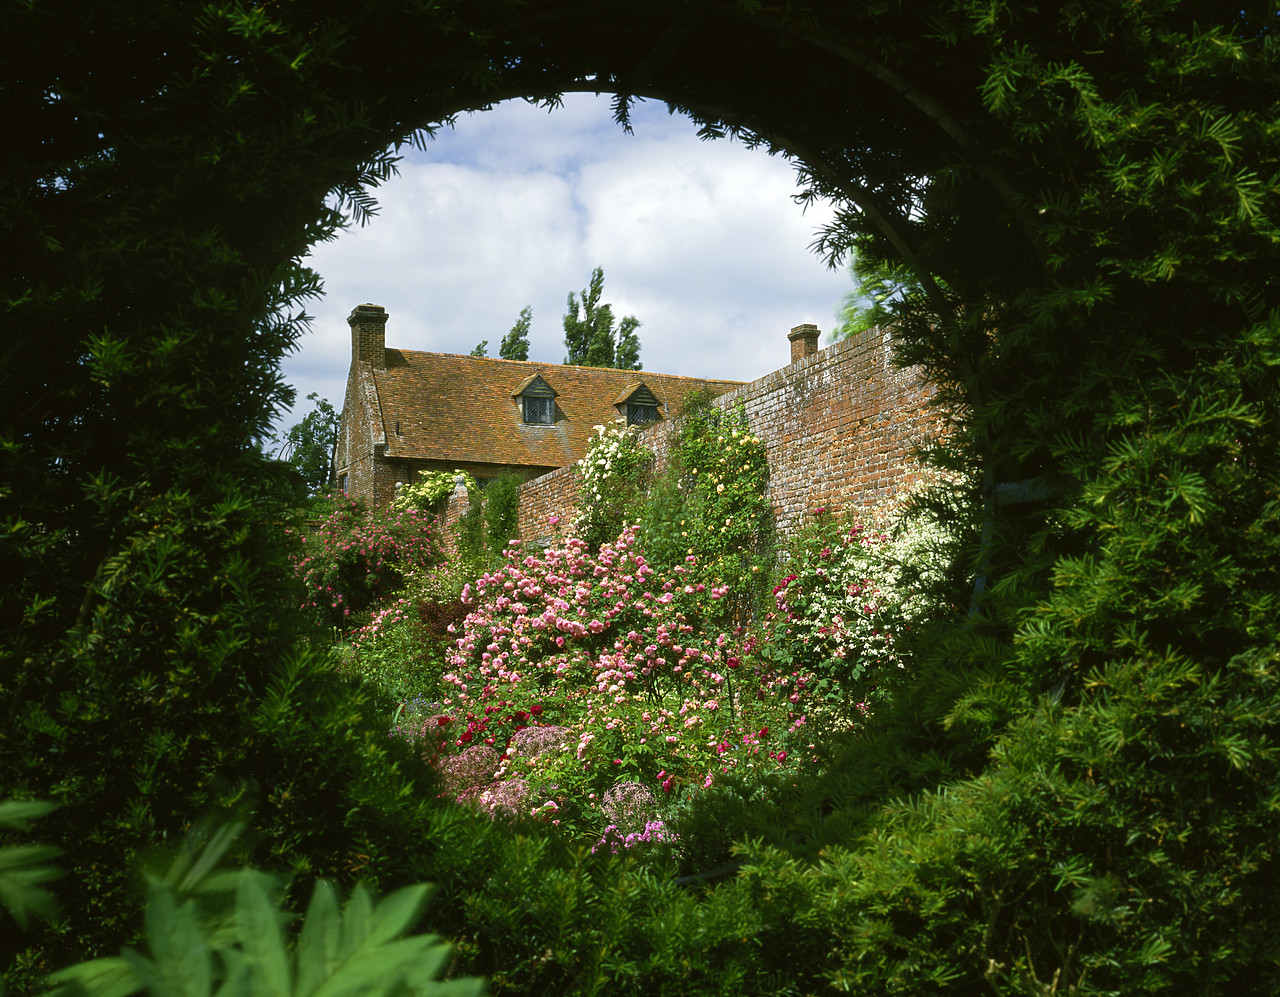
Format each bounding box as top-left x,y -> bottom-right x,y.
47,852 -> 483,997
0,801 -> 62,930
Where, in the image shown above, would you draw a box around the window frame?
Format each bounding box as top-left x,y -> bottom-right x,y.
522,394 -> 555,425
626,403 -> 659,426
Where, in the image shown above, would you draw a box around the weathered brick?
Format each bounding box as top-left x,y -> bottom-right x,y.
476,326 -> 945,545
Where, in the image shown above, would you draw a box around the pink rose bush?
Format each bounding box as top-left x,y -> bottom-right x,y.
289,495 -> 445,629
425,525 -> 818,842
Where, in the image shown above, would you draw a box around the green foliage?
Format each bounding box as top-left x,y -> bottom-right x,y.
47,824 -> 483,997
0,802 -> 61,932
483,475 -> 522,559
454,503 -> 490,577
289,496 -> 446,630
343,563 -> 468,709
0,0 -> 474,983
445,473 -> 524,577
572,422 -> 654,551
470,341 -> 489,358
724,644 -> 1280,996
639,402 -> 772,619
765,502 -> 956,711
7,0 -> 1280,992
499,307 -> 532,361
562,267 -> 642,370
831,258 -> 900,341
271,394 -> 343,497
393,471 -> 478,513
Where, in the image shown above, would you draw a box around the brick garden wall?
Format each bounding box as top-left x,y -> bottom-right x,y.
445,326 -> 942,547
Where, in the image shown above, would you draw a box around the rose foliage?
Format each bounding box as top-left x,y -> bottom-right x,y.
289,496 -> 446,629
767,503 -> 956,709
415,525 -> 827,849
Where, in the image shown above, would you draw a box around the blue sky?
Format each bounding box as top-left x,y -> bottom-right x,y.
278,93 -> 853,424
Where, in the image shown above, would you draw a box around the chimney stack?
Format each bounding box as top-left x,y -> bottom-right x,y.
788,323 -> 820,364
349,303 -> 388,369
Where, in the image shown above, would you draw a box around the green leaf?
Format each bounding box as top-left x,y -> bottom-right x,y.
363,883 -> 432,948
235,871 -> 291,997
336,884 -> 374,961
0,842 -> 62,929
310,938 -> 449,997
0,799 -> 59,832
46,957 -> 141,997
169,821 -> 249,896
294,881 -> 342,997
141,886 -> 213,997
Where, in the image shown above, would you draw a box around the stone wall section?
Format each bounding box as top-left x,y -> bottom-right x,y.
444,326 -> 942,546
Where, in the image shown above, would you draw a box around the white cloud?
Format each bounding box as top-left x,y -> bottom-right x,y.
279,93 -> 852,426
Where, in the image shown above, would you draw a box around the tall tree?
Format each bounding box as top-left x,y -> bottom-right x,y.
272,393 -> 341,496
500,305 -> 532,360
831,255 -> 902,340
562,266 -> 642,369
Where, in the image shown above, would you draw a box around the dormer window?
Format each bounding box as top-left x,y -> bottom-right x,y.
524,395 -> 554,424
627,403 -> 659,426
513,373 -> 558,426
614,383 -> 662,427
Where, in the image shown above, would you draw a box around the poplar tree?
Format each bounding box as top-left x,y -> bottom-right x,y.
562,266 -> 643,369
500,305 -> 532,360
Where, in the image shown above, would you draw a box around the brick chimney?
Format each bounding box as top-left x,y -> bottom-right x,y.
349,303 -> 388,369
788,323 -> 820,363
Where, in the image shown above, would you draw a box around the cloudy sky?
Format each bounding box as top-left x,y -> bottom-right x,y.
278,93 -> 854,427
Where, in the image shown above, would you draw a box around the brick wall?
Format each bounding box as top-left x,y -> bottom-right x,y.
446,326 -> 942,546
442,462 -> 581,547
334,304 -> 390,503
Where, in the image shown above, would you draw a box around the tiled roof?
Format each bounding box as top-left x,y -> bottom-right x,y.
372,351 -> 745,468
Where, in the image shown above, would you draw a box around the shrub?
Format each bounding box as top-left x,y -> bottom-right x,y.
425,527 -> 821,852
341,560 -> 469,710
393,469 -> 478,513
765,502 -> 953,711
638,401 -> 772,621
289,496 -> 446,630
484,474 -> 523,560
572,422 -> 653,550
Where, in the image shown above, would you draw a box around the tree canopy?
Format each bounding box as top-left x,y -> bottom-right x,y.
500,305 -> 533,361
271,393 -> 342,496
562,266 -> 642,369
3,0 -> 1279,992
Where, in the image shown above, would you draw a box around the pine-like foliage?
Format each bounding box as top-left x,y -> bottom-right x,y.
0,0 -> 493,984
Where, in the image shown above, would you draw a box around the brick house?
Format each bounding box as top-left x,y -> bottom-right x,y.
334,303 -> 747,507
494,320 -> 940,546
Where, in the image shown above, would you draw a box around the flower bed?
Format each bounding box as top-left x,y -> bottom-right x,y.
418,525 -> 820,847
